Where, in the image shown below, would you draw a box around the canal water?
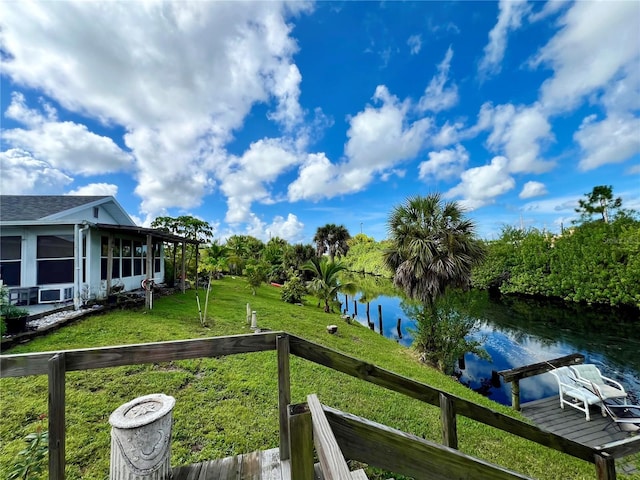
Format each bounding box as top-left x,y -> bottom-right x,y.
341,289 -> 640,407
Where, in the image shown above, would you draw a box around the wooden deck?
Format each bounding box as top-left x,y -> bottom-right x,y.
521,396 -> 634,447
171,448 -> 292,480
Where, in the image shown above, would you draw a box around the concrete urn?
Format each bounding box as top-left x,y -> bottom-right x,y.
109,393 -> 176,480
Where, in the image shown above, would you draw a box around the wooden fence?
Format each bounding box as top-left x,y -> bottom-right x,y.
2,331 -> 640,479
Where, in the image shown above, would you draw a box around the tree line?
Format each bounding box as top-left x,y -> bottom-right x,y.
472,186 -> 639,309
149,185 -> 638,374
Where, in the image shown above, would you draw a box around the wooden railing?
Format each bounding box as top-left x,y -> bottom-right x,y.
498,353 -> 585,410
2,332 -> 639,479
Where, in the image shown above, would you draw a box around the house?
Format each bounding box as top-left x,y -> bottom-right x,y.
0,195 -> 197,310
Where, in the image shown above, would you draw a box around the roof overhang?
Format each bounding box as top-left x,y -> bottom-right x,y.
95,223 -> 200,244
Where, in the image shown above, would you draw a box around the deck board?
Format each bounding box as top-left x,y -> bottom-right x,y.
520,396 -> 633,448
172,448 -> 295,480
172,448 -> 337,480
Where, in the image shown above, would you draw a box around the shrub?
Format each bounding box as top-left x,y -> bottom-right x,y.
281,273 -> 307,304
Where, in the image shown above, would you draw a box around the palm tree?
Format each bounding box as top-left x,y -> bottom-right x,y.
384,194 -> 485,307
313,224 -> 351,262
303,258 -> 352,312
383,194 -> 486,373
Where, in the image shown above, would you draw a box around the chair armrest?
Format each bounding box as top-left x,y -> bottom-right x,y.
600,374 -> 626,392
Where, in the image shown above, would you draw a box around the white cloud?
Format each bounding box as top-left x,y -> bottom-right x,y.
445,156 -> 515,210
218,138 -> 301,223
239,213 -> 304,243
418,46 -> 458,113
289,85 -> 431,201
519,181 -> 547,199
0,148 -> 73,194
521,194 -> 580,214
431,121 -> 465,148
528,0 -> 566,23
2,93 -> 134,175
482,103 -> 555,174
479,0 -> 530,78
288,153 -> 336,201
0,1 -> 311,220
418,144 -> 469,182
266,213 -> 305,242
67,183 -> 119,196
627,165 -> 640,175
407,34 -> 422,55
533,1 -> 640,113
574,113 -> 640,171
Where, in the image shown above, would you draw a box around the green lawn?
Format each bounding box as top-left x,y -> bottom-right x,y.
0,277 -> 621,479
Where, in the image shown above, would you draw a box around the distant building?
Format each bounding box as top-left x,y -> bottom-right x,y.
0,195 -> 194,309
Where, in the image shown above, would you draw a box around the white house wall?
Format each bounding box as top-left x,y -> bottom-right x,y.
3,225 -> 165,305
55,205 -> 120,225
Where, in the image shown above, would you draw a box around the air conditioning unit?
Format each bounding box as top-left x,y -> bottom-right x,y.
39,286 -> 74,304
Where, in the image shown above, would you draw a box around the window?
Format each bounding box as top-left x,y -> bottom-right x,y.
101,236 -> 145,280
93,207 -> 99,218
37,235 -> 74,284
0,236 -> 21,286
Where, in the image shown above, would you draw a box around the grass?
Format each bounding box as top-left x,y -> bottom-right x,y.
0,277 -> 624,479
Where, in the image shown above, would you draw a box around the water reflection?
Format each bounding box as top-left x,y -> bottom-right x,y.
342,286 -> 640,406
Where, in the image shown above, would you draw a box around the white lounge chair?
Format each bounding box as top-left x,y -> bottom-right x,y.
570,364 -> 627,402
550,366 -> 605,421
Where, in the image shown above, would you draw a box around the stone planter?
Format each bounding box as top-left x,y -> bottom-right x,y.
109,393 -> 175,480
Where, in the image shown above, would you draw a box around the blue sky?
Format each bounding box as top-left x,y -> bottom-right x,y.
1,1 -> 638,242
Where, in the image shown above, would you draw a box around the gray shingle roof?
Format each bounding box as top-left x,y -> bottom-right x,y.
0,195 -> 109,222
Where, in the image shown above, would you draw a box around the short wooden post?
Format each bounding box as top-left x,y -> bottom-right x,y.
594,453 -> 616,480
396,318 -> 402,339
512,379 -> 521,411
439,392 -> 458,449
378,304 -> 383,335
288,404 -> 314,480
366,302 -> 370,324
353,300 -> 358,316
49,353 -> 66,480
344,294 -> 348,312
277,335 -> 291,461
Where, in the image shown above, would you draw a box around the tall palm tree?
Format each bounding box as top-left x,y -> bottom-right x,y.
384,194 -> 485,307
313,224 -> 351,262
383,194 -> 486,372
303,258 -> 351,312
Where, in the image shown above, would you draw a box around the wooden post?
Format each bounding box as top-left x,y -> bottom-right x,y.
181,241 -> 186,293
397,318 -> 402,339
49,353 -> 66,480
106,234 -> 114,295
353,300 -> 358,316
172,242 -> 177,286
594,453 -> 616,480
344,294 -> 348,313
458,356 -> 466,370
194,241 -> 199,292
288,404 -> 314,480
378,304 -> 383,335
440,392 -> 458,449
512,379 -> 521,411
277,335 -> 291,461
366,302 -> 370,324
145,235 -> 153,309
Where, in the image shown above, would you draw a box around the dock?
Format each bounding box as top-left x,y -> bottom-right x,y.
521,396 -> 632,448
